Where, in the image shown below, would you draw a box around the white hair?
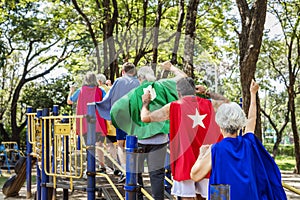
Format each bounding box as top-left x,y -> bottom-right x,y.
215,102 -> 247,134
97,74 -> 107,84
137,66 -> 156,82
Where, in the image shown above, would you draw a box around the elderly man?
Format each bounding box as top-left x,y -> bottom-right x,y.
140,77 -> 228,200
96,62 -> 140,182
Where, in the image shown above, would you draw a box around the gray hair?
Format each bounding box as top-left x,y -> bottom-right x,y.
137,66 -> 156,82
82,72 -> 98,87
215,102 -> 247,134
97,74 -> 107,84
176,77 -> 195,96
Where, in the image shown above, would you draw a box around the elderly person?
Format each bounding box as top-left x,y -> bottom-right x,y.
96,62 -> 140,182
110,61 -> 187,199
140,76 -> 228,200
190,80 -> 287,200
67,72 -> 107,173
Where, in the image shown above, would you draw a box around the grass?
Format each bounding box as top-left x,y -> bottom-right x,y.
0,171 -> 36,187
275,155 -> 296,171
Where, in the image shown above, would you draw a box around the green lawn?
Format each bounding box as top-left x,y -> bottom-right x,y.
275,155 -> 296,171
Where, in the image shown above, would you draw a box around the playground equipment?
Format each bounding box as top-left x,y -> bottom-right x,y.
20,103 -> 173,200
1,101 -> 299,199
0,141 -> 24,175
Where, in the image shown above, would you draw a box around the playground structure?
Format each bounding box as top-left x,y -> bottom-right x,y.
1,102 -> 300,199
21,104 -> 173,200
0,141 -> 24,175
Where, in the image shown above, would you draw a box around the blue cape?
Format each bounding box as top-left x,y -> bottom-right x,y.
210,133 -> 287,200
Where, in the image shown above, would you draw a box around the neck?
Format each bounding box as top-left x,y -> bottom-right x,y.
223,132 -> 238,138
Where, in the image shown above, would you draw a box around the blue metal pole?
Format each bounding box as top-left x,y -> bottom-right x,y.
125,135 -> 138,200
52,105 -> 58,174
52,105 -> 59,199
36,163 -> 42,200
87,103 -> 96,200
26,106 -> 33,199
36,109 -> 43,200
53,105 -> 59,116
41,108 -> 50,200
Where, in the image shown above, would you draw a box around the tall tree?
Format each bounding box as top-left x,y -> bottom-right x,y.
171,0 -> 185,65
236,0 -> 267,140
151,0 -> 163,73
267,0 -> 300,173
183,0 -> 200,78
71,0 -> 102,73
0,1 -> 76,143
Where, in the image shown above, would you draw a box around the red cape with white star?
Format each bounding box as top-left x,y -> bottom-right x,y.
169,96 -> 222,181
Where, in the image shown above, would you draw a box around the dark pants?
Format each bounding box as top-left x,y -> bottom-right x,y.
137,143 -> 167,200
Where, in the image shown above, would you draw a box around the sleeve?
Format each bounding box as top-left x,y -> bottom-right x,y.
100,88 -> 106,98
70,88 -> 81,102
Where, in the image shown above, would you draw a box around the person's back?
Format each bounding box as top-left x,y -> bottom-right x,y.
96,62 -> 140,120
190,80 -> 287,200
76,85 -> 106,134
96,62 -> 139,183
68,72 -> 107,135
210,132 -> 286,200
169,95 -> 222,181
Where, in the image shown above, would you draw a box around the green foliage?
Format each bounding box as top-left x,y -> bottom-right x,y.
275,156 -> 296,171
20,75 -> 73,114
264,143 -> 295,157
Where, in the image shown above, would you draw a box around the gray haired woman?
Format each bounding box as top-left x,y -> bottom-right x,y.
190,80 -> 287,200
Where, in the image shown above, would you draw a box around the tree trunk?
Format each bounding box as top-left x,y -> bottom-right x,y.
151,0 -> 163,75
158,0 -> 185,79
236,0 -> 267,140
0,123 -> 9,141
289,91 -> 300,173
133,0 -> 149,66
287,37 -> 300,173
171,0 -> 185,65
102,0 -> 118,81
260,108 -> 289,158
183,0 -> 199,78
72,0 -> 101,73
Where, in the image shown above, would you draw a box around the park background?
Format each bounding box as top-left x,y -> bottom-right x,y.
0,0 -> 299,184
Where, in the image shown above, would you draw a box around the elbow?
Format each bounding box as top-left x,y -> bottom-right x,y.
190,165 -> 201,182
190,170 -> 201,182
141,115 -> 151,123
190,171 -> 197,182
67,99 -> 73,105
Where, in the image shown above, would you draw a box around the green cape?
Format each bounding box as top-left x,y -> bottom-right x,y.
110,79 -> 178,140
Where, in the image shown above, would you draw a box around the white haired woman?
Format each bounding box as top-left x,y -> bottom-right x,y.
190,80 -> 287,200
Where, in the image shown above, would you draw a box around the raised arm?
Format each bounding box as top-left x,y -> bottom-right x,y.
244,79 -> 259,134
160,61 -> 187,82
195,85 -> 230,111
67,86 -> 76,105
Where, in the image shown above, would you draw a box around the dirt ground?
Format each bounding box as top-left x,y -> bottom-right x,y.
0,170 -> 300,200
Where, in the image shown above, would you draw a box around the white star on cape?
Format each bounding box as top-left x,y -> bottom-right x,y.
187,108 -> 207,129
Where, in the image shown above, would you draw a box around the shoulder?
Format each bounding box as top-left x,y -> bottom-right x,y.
243,132 -> 256,141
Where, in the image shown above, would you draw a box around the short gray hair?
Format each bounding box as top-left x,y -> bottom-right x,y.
137,66 -> 156,82
215,102 -> 247,134
97,74 -> 107,84
82,72 -> 98,87
176,77 -> 195,96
